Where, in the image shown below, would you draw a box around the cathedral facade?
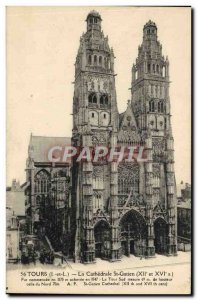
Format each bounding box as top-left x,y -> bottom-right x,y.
25,11 -> 177,263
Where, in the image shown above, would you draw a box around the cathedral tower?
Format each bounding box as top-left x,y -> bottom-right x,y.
72,11 -> 119,132
69,15 -> 177,263
71,11 -> 120,263
131,20 -> 177,255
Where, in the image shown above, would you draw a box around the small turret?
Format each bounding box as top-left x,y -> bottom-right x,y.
86,10 -> 102,32
143,20 -> 157,41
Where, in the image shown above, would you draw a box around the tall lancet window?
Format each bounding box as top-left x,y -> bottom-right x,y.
94,55 -> 97,66
88,55 -> 92,65
35,170 -> 50,194
118,163 -> 139,195
149,100 -> 155,112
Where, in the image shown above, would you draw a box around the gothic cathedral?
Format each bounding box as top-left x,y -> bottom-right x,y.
25,11 -> 177,264
70,11 -> 177,263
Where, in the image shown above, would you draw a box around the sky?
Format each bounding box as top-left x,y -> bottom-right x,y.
6,6 -> 191,186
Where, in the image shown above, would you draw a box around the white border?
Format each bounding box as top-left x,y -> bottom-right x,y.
1,1 -> 195,299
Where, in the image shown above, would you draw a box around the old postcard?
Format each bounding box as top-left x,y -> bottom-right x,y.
6,6 -> 191,295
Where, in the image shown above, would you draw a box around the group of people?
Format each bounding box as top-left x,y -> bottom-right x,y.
39,249 -> 55,264
20,245 -> 55,265
21,249 -> 37,264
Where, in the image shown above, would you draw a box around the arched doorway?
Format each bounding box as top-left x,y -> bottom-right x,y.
94,220 -> 110,259
119,209 -> 146,257
154,218 -> 168,254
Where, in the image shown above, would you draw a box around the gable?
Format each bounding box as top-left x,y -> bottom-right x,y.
118,104 -> 141,143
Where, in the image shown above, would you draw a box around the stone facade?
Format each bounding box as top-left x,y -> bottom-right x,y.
70,13 -> 177,263
25,11 -> 177,263
25,135 -> 71,253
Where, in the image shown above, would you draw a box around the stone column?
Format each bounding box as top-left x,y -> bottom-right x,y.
109,130 -> 121,261
166,135 -> 177,256
146,205 -> 155,257
145,129 -> 155,257
81,130 -> 95,263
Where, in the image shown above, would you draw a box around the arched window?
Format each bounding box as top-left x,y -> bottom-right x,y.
104,57 -> 107,68
94,55 -> 97,66
162,66 -> 165,77
158,101 -> 164,113
99,56 -> 102,66
41,181 -> 44,193
35,170 -> 50,194
158,101 -> 161,112
156,64 -> 159,73
108,59 -> 111,69
88,93 -> 97,104
88,55 -> 92,65
153,64 -> 155,73
90,18 -> 93,24
149,100 -> 155,112
118,163 -> 139,195
161,101 -> 164,112
100,94 -> 108,106
148,63 -> 151,73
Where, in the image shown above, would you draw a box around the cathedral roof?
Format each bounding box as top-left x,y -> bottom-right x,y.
29,135 -> 71,163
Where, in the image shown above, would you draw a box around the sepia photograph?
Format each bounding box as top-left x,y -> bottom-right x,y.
6,6 -> 191,295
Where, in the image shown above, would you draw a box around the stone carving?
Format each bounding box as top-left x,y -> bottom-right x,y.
92,132 -> 108,145
103,81 -> 108,90
167,173 -> 174,185
128,193 -> 144,207
93,165 -> 104,178
152,137 -> 166,154
118,163 -> 139,195
153,202 -> 167,220
35,170 -> 50,180
153,163 -> 160,177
